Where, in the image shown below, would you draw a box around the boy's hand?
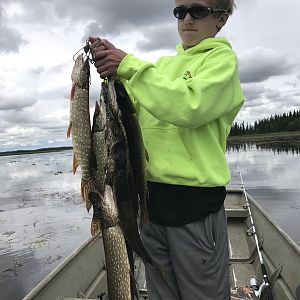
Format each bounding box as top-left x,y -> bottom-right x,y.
89,36 -> 127,79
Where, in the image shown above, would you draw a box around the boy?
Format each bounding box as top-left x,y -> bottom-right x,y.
90,0 -> 243,299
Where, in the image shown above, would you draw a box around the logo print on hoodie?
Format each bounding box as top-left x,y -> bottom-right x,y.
183,71 -> 192,80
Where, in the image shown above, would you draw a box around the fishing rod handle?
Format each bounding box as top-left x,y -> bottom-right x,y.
261,263 -> 274,300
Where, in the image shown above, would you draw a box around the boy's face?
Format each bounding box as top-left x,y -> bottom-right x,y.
175,0 -> 228,49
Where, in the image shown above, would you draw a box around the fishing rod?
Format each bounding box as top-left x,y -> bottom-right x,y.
236,164 -> 274,300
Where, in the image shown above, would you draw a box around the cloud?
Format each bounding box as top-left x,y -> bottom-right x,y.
238,47 -> 295,83
265,88 -> 281,99
136,23 -> 179,52
0,93 -> 38,111
5,0 -> 174,35
2,0 -> 176,54
242,83 -> 266,101
0,4 -> 26,53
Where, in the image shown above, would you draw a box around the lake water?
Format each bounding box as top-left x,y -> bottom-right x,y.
0,151 -> 90,300
227,142 -> 300,248
0,145 -> 299,300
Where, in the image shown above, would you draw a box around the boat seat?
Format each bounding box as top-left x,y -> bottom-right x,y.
230,287 -> 258,299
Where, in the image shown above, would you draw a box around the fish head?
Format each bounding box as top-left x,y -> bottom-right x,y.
71,53 -> 90,89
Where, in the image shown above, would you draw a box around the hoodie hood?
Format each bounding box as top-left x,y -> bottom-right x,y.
176,37 -> 232,55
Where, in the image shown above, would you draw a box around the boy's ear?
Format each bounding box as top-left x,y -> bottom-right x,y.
216,12 -> 229,31
219,12 -> 229,25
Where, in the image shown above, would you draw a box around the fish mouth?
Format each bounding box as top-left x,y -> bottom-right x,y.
183,29 -> 197,31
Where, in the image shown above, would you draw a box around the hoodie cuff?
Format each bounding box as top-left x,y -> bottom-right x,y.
117,54 -> 146,81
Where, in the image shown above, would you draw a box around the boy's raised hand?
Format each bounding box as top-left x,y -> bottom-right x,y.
89,36 -> 127,79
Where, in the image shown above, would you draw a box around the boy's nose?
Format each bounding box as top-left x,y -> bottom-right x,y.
184,12 -> 195,23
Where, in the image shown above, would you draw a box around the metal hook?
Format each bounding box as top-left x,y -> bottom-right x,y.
72,40 -> 92,62
72,46 -> 85,62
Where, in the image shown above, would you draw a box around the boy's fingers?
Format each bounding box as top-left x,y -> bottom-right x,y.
88,36 -> 98,43
101,39 -> 116,50
93,49 -> 109,61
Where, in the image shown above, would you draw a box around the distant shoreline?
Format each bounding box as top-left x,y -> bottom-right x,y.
0,147 -> 72,157
1,131 -> 300,157
228,131 -> 300,144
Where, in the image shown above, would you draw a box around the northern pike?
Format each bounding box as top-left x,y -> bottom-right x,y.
113,80 -> 149,223
90,86 -> 139,300
103,80 -> 160,271
98,185 -> 132,300
68,53 -> 101,235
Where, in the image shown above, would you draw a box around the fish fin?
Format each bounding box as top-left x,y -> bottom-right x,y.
80,178 -> 93,212
72,154 -> 79,174
89,189 -> 103,236
70,85 -> 75,100
67,123 -> 72,138
90,218 -> 102,236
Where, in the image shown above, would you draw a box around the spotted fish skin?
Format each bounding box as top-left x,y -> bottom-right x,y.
100,185 -> 132,300
68,54 -> 99,214
91,100 -> 107,194
90,99 -> 107,235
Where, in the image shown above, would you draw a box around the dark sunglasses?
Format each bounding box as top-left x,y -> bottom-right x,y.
173,6 -> 227,20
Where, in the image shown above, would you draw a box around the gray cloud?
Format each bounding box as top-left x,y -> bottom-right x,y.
265,88 -> 281,99
6,0 -> 173,33
242,83 -> 265,101
0,4 -> 26,53
0,94 -> 38,111
2,0 -> 175,52
136,23 -> 179,52
82,22 -> 103,44
241,83 -> 283,109
238,47 -> 295,83
0,25 -> 26,53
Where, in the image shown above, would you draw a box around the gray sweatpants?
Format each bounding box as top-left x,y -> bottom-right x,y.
140,206 -> 230,300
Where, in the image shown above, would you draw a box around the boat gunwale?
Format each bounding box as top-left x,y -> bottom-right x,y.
22,234 -> 101,300
226,188 -> 300,253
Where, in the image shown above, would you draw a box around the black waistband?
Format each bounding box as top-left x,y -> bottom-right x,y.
146,182 -> 226,226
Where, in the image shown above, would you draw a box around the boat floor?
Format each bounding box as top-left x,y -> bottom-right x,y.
134,258 -> 258,300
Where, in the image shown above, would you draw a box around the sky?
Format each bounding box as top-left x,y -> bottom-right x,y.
0,0 -> 299,151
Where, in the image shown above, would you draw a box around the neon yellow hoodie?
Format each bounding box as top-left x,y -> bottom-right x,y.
117,37 -> 244,187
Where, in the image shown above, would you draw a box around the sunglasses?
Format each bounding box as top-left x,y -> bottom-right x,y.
173,6 -> 227,20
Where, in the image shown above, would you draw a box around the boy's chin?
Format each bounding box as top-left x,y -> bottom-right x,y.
182,40 -> 199,49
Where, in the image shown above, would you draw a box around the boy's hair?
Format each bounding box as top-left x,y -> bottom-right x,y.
213,0 -> 236,15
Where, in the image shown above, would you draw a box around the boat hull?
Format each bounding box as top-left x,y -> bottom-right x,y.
23,189 -> 300,300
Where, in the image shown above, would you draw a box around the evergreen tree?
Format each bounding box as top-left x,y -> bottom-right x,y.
229,109 -> 300,136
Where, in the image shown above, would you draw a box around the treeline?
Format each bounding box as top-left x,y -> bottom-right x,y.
230,109 -> 300,136
0,146 -> 72,156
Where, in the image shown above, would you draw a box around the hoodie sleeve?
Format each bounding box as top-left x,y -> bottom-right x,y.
117,48 -> 244,128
